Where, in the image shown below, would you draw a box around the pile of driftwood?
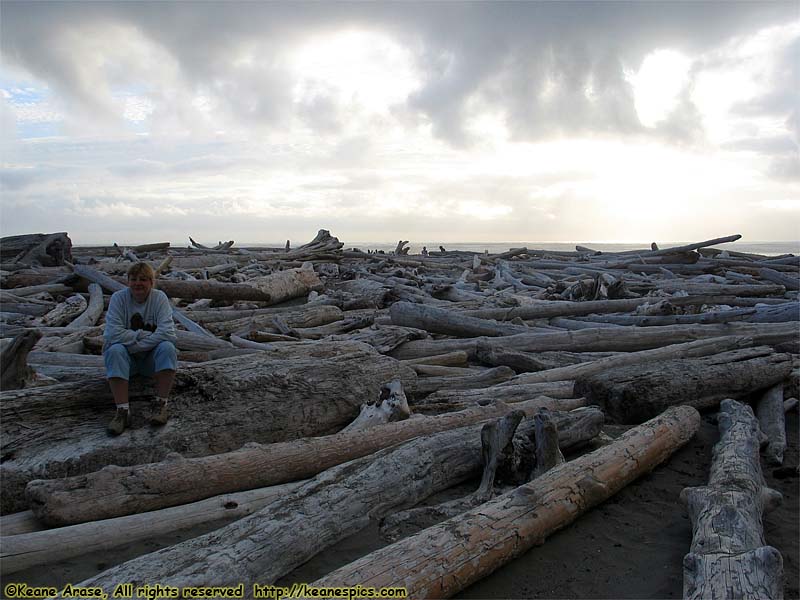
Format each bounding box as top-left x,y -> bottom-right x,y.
0,230 -> 797,598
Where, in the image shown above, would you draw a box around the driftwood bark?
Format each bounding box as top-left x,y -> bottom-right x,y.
574,352 -> 793,424
3,342 -> 412,514
0,481 -> 303,575
0,232 -> 72,266
756,384 -> 787,465
308,406 -> 700,598
71,406 -> 603,590
340,380 -> 410,432
0,331 -> 42,390
681,399 -> 784,599
22,396 -> 572,525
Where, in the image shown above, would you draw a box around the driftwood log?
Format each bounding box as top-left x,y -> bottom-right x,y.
67,407 -> 603,590
3,342 -> 412,514
23,397 -> 577,525
681,399 -> 784,599
0,331 -> 42,390
756,384 -> 788,465
308,405 -> 700,598
574,351 -> 793,423
0,232 -> 72,266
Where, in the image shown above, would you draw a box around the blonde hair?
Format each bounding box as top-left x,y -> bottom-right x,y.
127,262 -> 156,282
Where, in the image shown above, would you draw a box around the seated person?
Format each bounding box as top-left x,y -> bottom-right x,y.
103,262 -> 178,435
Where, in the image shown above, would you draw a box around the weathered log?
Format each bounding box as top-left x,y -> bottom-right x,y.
24,396 -> 568,525
390,322 -> 798,360
401,351 -> 469,367
340,380 -> 410,432
507,336 -> 763,385
0,331 -> 41,390
308,406 -> 700,598
4,342 -> 412,514
405,366 -> 516,398
390,301 -> 530,337
652,281 -> 785,296
416,382 -> 578,411
462,297 -> 654,321
574,352 -> 793,424
70,405 -> 604,590
247,262 -> 322,305
476,345 -> 617,372
756,384 -> 787,465
0,481 -> 303,575
34,295 -> 87,327
0,232 -> 72,266
205,305 -> 344,336
681,399 -> 784,599
759,267 -> 800,291
575,302 -> 798,326
66,283 -> 104,328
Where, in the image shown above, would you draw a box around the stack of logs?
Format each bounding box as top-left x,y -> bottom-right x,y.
0,230 -> 797,598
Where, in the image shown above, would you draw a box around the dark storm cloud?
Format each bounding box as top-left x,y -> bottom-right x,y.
2,1 -> 796,144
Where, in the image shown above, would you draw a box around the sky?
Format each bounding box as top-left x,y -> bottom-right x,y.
1,1 -> 798,246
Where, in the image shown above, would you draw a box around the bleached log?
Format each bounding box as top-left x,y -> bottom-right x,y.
0,232 -> 72,266
248,262 -> 323,305
65,283 -> 104,328
328,324 -> 428,354
652,281 -> 785,296
400,351 -> 469,367
308,406 -> 700,598
681,399 -> 784,600
574,352 -> 793,424
507,336 -> 762,385
206,305 -> 344,336
0,481 -> 303,575
406,366 -> 516,398
5,343 -> 411,515
34,295 -> 87,327
755,384 -> 787,465
70,404 -> 604,591
340,380 -> 410,432
574,302 -> 798,326
759,267 -> 800,291
0,331 -> 41,390
24,397 -> 559,525
462,297 -> 655,321
390,301 -> 531,337
390,321 -> 797,360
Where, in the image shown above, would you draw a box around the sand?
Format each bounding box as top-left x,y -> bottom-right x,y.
5,412 -> 798,599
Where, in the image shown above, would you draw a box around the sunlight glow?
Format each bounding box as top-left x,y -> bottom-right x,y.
628,49 -> 691,127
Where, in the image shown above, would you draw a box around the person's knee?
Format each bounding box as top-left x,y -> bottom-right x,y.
154,341 -> 178,370
104,344 -> 131,379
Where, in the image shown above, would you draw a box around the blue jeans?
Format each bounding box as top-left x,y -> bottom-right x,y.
104,342 -> 177,380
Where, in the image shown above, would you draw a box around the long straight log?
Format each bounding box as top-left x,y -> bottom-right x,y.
307,405 -> 700,599
652,281 -> 785,296
681,399 -> 783,599
23,396 -> 574,526
71,407 -> 604,590
390,322 -> 798,360
574,352 -> 793,423
0,481 -> 304,575
506,336 -> 763,385
574,302 -> 798,326
390,301 -> 530,337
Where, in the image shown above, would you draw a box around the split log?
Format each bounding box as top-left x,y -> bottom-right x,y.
66,283 -> 104,328
69,405 -> 604,590
0,481 -> 303,575
390,301 -> 530,337
308,405 -> 700,598
0,331 -> 41,390
574,352 -> 793,424
0,232 -> 72,266
4,342 -> 412,514
755,384 -> 787,465
34,295 -> 87,327
24,397 -> 567,525
390,321 -> 798,360
248,262 -> 323,305
681,399 -> 783,599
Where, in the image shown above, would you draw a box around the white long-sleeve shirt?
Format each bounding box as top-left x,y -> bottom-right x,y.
103,288 -> 177,354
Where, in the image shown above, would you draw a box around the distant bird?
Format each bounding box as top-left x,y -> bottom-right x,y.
439,245 -> 446,253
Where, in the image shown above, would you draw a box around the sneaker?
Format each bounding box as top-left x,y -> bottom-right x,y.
107,407 -> 130,436
148,397 -> 169,426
